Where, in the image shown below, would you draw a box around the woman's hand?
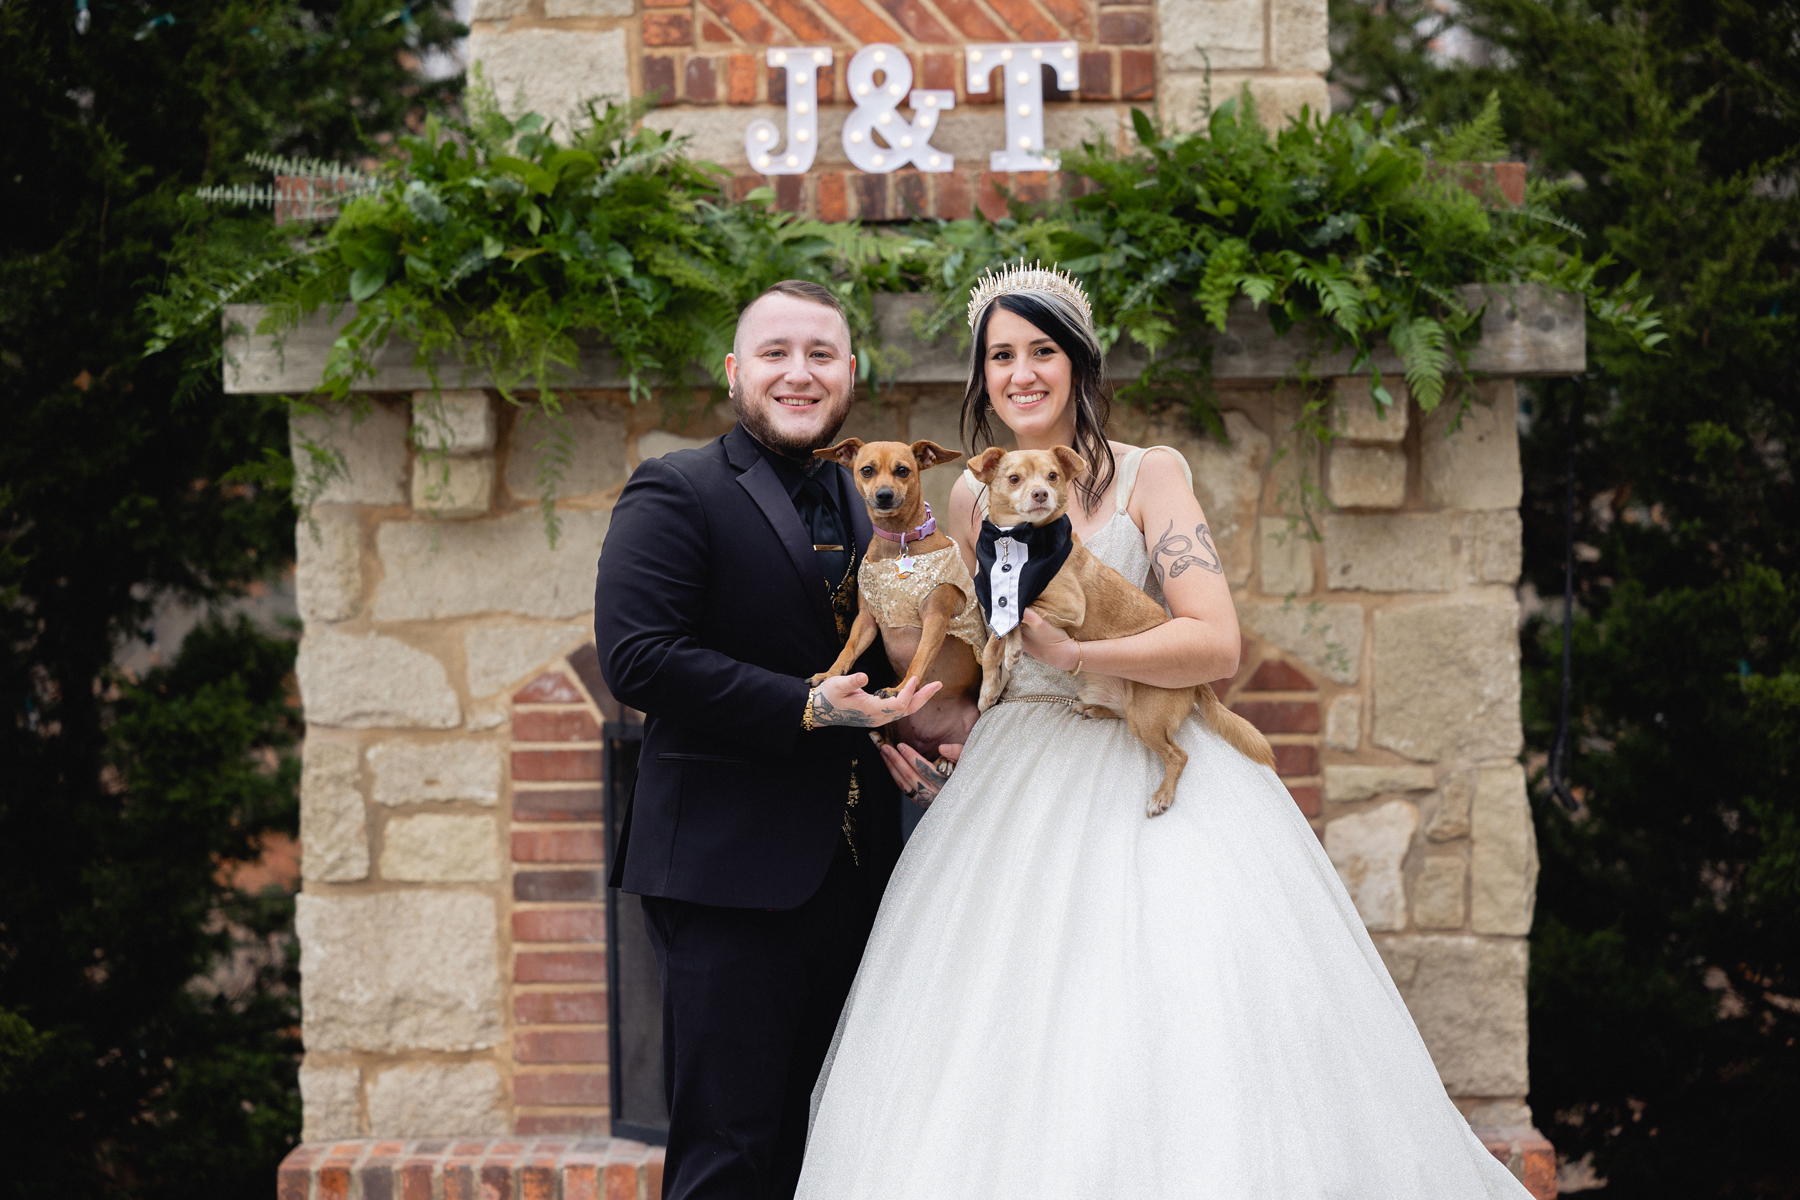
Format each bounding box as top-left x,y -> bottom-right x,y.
812,673 -> 943,728
880,742 -> 963,808
1018,608 -> 1081,672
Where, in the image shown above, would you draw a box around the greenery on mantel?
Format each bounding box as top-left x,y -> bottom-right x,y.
150,85 -> 1663,524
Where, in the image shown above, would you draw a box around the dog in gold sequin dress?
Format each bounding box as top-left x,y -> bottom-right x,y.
810,438 -> 987,774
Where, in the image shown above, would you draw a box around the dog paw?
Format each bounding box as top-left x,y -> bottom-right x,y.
1146,792 -> 1175,818
875,686 -> 900,700
807,672 -> 830,686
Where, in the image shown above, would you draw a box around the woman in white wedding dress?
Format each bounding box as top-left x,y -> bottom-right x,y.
795,266 -> 1532,1199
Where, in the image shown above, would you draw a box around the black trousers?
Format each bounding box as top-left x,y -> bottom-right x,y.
642,837 -> 876,1200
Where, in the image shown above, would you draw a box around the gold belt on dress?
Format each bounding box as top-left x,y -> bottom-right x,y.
996,693 -> 1076,705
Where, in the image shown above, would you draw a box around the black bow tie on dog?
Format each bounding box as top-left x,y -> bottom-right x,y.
974,516 -> 1075,636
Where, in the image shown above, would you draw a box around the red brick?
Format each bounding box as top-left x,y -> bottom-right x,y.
1011,170 -> 1050,205
855,173 -> 889,221
1288,784 -> 1322,817
921,52 -> 957,92
516,1029 -> 608,1063
1272,743 -> 1319,776
516,1071 -> 609,1105
985,0 -> 1061,39
514,869 -> 602,902
514,787 -> 604,821
643,12 -> 693,45
278,1161 -> 312,1200
936,170 -> 972,219
514,709 -> 603,743
1520,1134 -> 1557,1199
701,17 -> 732,41
894,169 -> 927,217
645,1150 -> 665,1200
1244,659 -> 1317,693
1231,700 -> 1321,734
816,172 -> 850,222
1493,161 -> 1526,205
816,62 -> 834,103
361,1159 -> 397,1200
644,0 -> 687,6
442,1161 -> 476,1200
517,1114 -> 610,1135
774,174 -> 804,212
1120,48 -> 1155,99
934,0 -> 1006,40
1078,50 -> 1114,99
975,171 -> 1009,220
727,54 -> 757,103
812,0 -> 904,43
516,989 -> 608,1024
605,1145 -> 649,1200
732,174 -> 761,202
515,671 -> 585,704
875,0 -> 952,40
701,0 -> 774,41
516,950 -> 608,982
520,1164 -> 556,1200
400,1162 -> 434,1200
480,1163 -> 513,1200
1037,0 -> 1092,37
1099,8 -> 1152,42
514,828 -> 606,863
318,1165 -> 352,1200
763,0 -> 837,41
564,1161 -> 601,1200
766,64 -> 786,105
513,907 -> 605,942
513,748 -> 603,782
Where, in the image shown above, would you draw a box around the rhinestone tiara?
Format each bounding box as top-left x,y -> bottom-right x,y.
965,261 -> 1093,331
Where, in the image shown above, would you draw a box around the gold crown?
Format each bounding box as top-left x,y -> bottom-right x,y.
965,261 -> 1093,331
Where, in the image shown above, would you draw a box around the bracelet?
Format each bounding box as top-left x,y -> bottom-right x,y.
802,686 -> 820,732
1066,641 -> 1084,677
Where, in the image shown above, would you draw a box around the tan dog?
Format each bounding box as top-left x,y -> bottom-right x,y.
969,446 -> 1274,816
812,439 -> 987,769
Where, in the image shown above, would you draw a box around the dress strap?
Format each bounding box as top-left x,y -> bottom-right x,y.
1112,445 -> 1193,513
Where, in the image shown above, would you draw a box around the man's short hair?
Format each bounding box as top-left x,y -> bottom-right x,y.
734,280 -> 850,356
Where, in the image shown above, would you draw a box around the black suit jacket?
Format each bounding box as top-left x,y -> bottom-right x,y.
594,423 -> 900,909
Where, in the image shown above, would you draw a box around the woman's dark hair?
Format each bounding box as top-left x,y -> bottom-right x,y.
961,290 -> 1115,516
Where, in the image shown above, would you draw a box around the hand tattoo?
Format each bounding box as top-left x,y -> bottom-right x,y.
1151,519 -> 1223,584
812,688 -> 880,728
908,750 -> 950,790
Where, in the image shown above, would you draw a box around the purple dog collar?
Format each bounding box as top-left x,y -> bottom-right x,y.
872,502 -> 936,553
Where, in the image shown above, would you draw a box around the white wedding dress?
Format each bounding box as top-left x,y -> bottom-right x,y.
796,448 -> 1532,1199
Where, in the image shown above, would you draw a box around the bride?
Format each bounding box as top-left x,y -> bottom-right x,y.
795,265 -> 1533,1198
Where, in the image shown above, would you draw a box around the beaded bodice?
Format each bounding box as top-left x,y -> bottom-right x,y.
857,541 -> 989,653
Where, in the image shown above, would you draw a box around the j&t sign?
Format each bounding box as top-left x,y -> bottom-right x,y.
746,42 -> 1081,178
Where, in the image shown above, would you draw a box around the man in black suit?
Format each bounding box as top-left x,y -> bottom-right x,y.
594,281 -> 943,1200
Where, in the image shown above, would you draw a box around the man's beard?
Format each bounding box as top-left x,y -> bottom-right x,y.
730,380 -> 853,460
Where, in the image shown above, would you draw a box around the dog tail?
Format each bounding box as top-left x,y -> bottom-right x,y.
1196,684 -> 1275,768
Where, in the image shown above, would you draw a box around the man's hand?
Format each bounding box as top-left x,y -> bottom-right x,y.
811,673 -> 943,729
880,742 -> 963,807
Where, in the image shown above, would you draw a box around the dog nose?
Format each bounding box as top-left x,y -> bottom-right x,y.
874,487 -> 896,507
1031,487 -> 1050,505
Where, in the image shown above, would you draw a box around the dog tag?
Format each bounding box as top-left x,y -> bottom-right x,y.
895,555 -> 915,578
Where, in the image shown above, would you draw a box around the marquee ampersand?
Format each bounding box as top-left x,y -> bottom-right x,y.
840,44 -> 956,174
745,47 -> 833,175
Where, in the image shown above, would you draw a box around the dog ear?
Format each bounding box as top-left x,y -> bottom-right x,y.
968,446 -> 1007,483
815,438 -> 864,468
910,439 -> 962,470
1051,445 -> 1088,482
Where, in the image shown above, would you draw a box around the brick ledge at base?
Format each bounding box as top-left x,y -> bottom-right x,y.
1476,1126 -> 1560,1199
277,1130 -> 1553,1199
277,1138 -> 663,1200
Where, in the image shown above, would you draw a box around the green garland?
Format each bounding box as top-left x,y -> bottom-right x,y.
150,86 -> 1663,534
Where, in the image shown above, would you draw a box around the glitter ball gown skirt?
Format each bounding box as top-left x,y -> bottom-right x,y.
795,699 -> 1532,1199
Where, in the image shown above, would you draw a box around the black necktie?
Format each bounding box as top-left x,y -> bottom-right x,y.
796,474 -> 850,588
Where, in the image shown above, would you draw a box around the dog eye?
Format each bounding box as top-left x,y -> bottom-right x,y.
860,465 -> 875,477
1047,472 -> 1058,482
1007,474 -> 1021,485
894,465 -> 910,478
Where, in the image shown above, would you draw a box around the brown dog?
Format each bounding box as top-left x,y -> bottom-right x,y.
812,438 -> 987,770
969,445 -> 1274,816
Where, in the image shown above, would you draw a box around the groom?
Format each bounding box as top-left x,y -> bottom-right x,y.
594,281 -> 942,1200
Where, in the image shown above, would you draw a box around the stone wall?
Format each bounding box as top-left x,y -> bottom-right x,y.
290,377 -> 1542,1158
466,0 -> 1329,219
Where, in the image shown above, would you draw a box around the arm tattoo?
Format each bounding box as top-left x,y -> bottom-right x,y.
813,688 -> 880,728
1151,520 -> 1223,584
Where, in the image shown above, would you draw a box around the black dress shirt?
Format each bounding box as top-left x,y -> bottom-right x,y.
755,437 -> 853,588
